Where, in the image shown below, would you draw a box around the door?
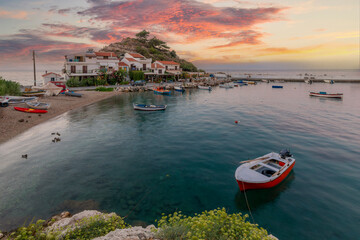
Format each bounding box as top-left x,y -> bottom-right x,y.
83,65 -> 87,73
143,64 -> 146,70
71,65 -> 76,73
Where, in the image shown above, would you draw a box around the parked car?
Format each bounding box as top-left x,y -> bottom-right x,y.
131,80 -> 146,86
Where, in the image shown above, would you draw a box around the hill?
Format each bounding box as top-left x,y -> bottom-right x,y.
101,30 -> 199,72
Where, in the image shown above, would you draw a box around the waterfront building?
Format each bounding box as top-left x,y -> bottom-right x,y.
64,49 -> 119,81
120,53 -> 152,71
42,72 -> 63,84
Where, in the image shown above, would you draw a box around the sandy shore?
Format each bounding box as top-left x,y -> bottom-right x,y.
0,91 -> 119,144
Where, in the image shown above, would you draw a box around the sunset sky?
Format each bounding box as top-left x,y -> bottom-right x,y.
0,0 -> 358,70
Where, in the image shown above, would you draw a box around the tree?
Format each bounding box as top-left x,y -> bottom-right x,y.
170,50 -> 177,58
136,30 -> 150,42
149,37 -> 169,50
114,69 -> 128,83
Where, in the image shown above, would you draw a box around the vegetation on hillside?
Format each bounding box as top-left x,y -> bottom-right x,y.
2,208 -> 274,240
0,77 -> 21,96
102,30 -> 199,72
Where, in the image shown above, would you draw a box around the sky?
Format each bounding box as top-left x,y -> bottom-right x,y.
0,0 -> 359,71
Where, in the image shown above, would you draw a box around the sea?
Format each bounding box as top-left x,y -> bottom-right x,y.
1,81 -> 360,239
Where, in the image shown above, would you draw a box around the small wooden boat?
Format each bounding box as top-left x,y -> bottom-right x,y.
174,86 -> 185,92
304,79 -> 313,84
261,79 -> 270,83
272,85 -> 283,88
154,87 -> 171,95
65,91 -> 83,97
245,81 -> 257,85
14,107 -> 48,113
0,96 -> 38,104
26,101 -> 51,110
198,86 -> 212,90
219,84 -> 234,88
324,79 -> 334,84
235,149 -> 295,191
309,92 -> 343,99
133,103 -> 167,111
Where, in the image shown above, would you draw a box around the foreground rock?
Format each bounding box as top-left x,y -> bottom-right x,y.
94,225 -> 158,240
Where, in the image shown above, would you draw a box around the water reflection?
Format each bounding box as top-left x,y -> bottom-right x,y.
234,172 -> 295,211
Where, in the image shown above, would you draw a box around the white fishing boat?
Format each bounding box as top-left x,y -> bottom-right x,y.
0,96 -> 38,105
235,149 -> 295,191
219,83 -> 234,88
26,101 -> 51,110
323,79 -> 334,84
174,86 -> 185,92
198,86 -> 212,90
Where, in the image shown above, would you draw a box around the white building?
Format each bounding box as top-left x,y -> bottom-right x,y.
121,53 -> 152,71
42,72 -> 62,84
64,49 -> 119,81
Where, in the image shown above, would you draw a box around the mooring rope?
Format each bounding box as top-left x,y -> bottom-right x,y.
241,181 -> 255,224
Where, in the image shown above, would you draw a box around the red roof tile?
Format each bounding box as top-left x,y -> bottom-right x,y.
128,53 -> 145,58
151,63 -> 164,69
118,62 -> 129,66
157,61 -> 179,65
42,72 -> 61,77
125,58 -> 138,62
95,52 -> 116,57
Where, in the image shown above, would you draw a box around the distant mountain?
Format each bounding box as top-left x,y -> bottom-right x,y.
101,30 -> 199,72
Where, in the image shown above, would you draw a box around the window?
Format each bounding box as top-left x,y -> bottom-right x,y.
175,66 -> 178,70
104,56 -> 108,59
159,69 -> 162,74
83,66 -> 87,73
51,77 -> 55,81
71,65 -> 76,73
166,66 -> 168,70
143,64 -> 147,70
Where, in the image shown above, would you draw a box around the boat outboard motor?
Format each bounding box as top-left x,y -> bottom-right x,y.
280,149 -> 292,159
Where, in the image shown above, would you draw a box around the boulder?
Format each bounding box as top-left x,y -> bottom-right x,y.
93,225 -> 158,240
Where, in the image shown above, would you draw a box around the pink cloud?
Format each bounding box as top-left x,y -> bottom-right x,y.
0,8 -> 28,19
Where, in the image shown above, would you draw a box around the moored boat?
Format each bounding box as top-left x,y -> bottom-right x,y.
0,96 -> 38,104
26,101 -> 51,110
219,84 -> 234,88
245,81 -> 257,85
235,149 -> 295,191
174,86 -> 185,92
14,107 -> 48,114
272,85 -> 283,88
198,86 -> 212,90
324,79 -> 334,84
133,103 -> 167,111
309,91 -> 343,99
154,87 -> 171,95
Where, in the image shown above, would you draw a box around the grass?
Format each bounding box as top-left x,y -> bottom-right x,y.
95,87 -> 114,92
0,77 -> 21,96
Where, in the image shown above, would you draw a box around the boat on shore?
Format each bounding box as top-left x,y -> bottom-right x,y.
235,149 -> 295,191
65,91 -> 83,97
26,101 -> 51,110
262,79 -> 270,83
154,87 -> 171,95
174,86 -> 185,92
198,86 -> 212,90
304,79 -> 313,84
272,85 -> 283,89
309,92 -> 343,99
245,81 -> 257,85
0,96 -> 38,105
14,107 -> 48,114
133,103 -> 167,111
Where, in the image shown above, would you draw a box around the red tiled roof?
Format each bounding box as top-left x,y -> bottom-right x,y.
118,62 -> 129,67
42,72 -> 61,77
151,63 -> 164,69
95,52 -> 117,57
125,58 -> 138,62
128,53 -> 144,58
157,61 -> 179,65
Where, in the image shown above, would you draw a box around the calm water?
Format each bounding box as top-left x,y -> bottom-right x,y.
1,83 -> 360,239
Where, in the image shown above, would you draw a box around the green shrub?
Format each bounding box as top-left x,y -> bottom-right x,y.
156,208 -> 272,240
129,71 -> 144,81
96,76 -> 107,86
0,77 -> 21,96
96,87 -> 114,92
9,219 -> 47,240
120,81 -> 129,85
62,215 -> 128,240
107,77 -> 117,85
66,77 -> 80,87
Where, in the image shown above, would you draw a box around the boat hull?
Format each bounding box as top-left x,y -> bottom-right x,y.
133,104 -> 166,111
14,107 -> 48,113
272,86 -> 283,88
236,161 -> 295,191
154,90 -> 171,95
309,92 -> 342,98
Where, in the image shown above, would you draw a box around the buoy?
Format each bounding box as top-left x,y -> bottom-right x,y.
235,121 -> 238,124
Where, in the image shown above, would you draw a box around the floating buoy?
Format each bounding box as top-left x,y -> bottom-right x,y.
235,121 -> 238,124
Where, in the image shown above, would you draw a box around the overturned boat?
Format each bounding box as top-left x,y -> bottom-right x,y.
309,92 -> 343,99
235,149 -> 295,191
26,101 -> 51,110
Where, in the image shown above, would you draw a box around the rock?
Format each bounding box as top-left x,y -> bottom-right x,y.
46,210 -> 116,236
60,211 -> 71,218
93,225 -> 158,240
18,119 -> 24,122
0,232 -> 4,238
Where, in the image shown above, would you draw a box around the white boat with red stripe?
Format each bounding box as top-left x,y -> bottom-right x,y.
309,92 -> 343,99
235,149 -> 295,191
